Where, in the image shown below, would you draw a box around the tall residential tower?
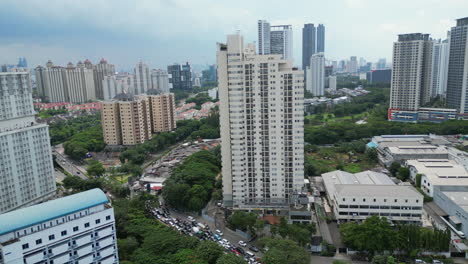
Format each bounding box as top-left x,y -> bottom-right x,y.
217,34 -> 304,210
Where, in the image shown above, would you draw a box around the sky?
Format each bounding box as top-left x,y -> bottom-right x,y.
0,0 -> 467,71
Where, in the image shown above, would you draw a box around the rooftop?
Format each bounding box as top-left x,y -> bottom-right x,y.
407,159 -> 468,186
0,189 -> 108,235
335,185 -> 421,198
442,191 -> 468,212
386,145 -> 448,155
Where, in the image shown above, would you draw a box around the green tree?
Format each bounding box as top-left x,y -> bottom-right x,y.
397,167 -> 410,181
389,162 -> 401,177
415,173 -> 422,187
87,160 -> 105,177
117,236 -> 139,260
215,254 -> 246,264
260,238 -> 310,264
195,241 -> 224,264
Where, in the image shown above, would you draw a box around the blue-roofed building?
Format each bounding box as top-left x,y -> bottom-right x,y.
0,189 -> 119,264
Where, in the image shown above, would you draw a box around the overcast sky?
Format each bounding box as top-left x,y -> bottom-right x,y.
1,0 -> 466,70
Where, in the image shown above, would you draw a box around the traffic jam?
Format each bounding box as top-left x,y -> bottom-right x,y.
146,203 -> 261,264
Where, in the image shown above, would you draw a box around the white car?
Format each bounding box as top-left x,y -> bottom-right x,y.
221,239 -> 229,244
215,229 -> 224,236
238,241 -> 247,247
187,216 -> 196,222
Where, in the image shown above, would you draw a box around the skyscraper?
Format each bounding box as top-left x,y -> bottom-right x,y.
150,69 -> 171,94
447,17 -> 468,113
376,58 -> 387,70
93,58 -> 115,99
0,72 -> 56,214
389,33 -> 433,112
270,25 -> 293,60
347,56 -> 358,73
258,20 -> 271,55
217,33 -> 304,210
306,53 -> 325,96
317,24 -> 325,53
102,74 -> 134,100
167,63 -> 192,91
258,20 -> 293,60
134,61 -> 151,94
302,23 -> 316,70
35,62 -> 66,102
430,39 -> 449,98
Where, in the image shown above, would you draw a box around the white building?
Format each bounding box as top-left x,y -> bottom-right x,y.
347,56 -> 358,73
150,70 -> 171,94
0,72 -> 56,214
93,58 -> 115,99
406,159 -> 468,197
390,33 -> 433,111
322,170 -> 423,224
102,74 -> 135,100
217,33 -> 304,210
328,75 -> 337,91
0,189 -> 119,264
35,64 -> 66,103
257,20 -> 293,60
134,61 -> 151,95
64,63 -> 96,103
258,20 -> 271,55
430,39 -> 449,98
306,53 -> 325,96
207,87 -> 218,100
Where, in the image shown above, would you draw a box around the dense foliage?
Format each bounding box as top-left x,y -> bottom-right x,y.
186,93 -> 217,109
37,108 -> 68,118
162,150 -> 221,212
49,114 -> 102,145
62,175 -> 129,198
340,216 -> 450,256
114,194 -> 232,264
270,217 -> 316,246
258,237 -> 311,264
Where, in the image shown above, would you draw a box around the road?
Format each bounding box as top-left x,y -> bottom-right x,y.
52,146 -> 88,180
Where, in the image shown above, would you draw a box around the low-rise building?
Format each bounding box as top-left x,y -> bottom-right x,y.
0,189 -> 118,264
322,170 -> 423,224
406,159 -> 468,197
433,191 -> 468,239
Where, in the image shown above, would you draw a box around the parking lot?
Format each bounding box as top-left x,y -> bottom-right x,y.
145,201 -> 261,263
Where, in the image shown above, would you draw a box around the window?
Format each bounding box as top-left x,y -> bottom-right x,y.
73,226 -> 79,232
95,219 -> 101,224
36,239 -> 42,245
394,199 -> 398,202
84,222 -> 90,228
363,198 -> 366,202
106,215 -> 111,220
49,234 -> 55,240
373,199 -> 376,202
22,243 -> 29,250
61,230 -> 67,236
352,198 -> 356,202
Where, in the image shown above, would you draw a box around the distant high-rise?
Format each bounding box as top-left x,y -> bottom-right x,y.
17,57 -> 27,68
202,64 -> 217,85
0,72 -> 56,214
102,73 -> 134,100
93,58 -> 115,99
447,17 -> 468,113
258,20 -> 271,55
151,69 -> 171,94
134,61 -> 151,94
218,34 -> 304,209
35,61 -> 96,103
306,53 -> 325,96
302,23 -> 316,70
258,20 -> 293,60
167,62 -> 192,91
430,39 -> 449,98
390,33 -> 433,112
270,25 -> 293,60
347,56 -> 358,73
376,58 -> 387,69
317,24 -> 325,53
329,75 -> 337,91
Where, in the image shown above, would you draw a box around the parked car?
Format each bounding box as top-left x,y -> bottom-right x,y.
215,229 -> 223,236
238,240 -> 247,247
188,216 -> 196,222
432,260 -> 443,264
415,260 -> 426,264
249,245 -> 259,252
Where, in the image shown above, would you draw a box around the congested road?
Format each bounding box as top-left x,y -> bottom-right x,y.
145,202 -> 262,264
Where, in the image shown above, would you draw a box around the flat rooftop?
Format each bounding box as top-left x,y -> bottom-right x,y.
0,189 -> 108,236
442,191 -> 468,212
335,184 -> 421,198
386,146 -> 448,155
407,159 -> 468,186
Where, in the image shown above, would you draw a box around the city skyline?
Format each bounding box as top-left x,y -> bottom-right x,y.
0,0 -> 465,69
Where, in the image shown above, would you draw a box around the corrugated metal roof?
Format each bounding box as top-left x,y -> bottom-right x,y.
0,189 -> 108,235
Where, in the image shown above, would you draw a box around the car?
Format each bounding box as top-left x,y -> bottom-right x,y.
245,251 -> 255,258
76,171 -> 81,174
236,247 -> 245,255
432,261 -> 443,264
249,246 -> 259,252
213,234 -> 221,241
415,260 -> 426,264
232,249 -> 241,255
188,216 -> 196,222
221,238 -> 229,244
238,240 -> 247,247
215,229 -> 223,236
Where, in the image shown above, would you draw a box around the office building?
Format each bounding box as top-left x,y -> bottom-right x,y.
433,191 -> 468,239
366,69 -> 392,84
167,63 -> 192,91
102,74 -> 134,100
93,58 -> 115,99
258,20 -> 293,60
376,58 -> 387,70
431,39 -> 450,98
447,17 -> 468,113
347,56 -> 358,73
258,20 -> 271,55
328,76 -> 337,91
322,170 -> 423,224
150,70 -> 171,94
217,34 -> 304,210
302,23 -> 316,70
201,65 -> 217,85
306,53 -> 325,96
17,57 -> 28,68
0,188 -> 119,263
389,33 -> 433,112
101,94 -> 176,145
134,61 -> 151,95
0,72 -> 56,214
317,24 -> 325,53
